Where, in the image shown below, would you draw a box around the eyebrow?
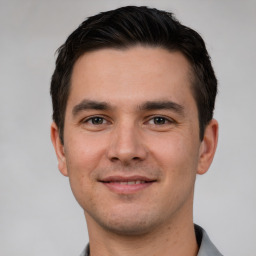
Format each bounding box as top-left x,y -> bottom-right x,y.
72,99 -> 111,116
139,100 -> 185,115
72,99 -> 185,117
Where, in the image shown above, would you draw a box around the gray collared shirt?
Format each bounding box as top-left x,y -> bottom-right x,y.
79,225 -> 223,256
195,225 -> 223,256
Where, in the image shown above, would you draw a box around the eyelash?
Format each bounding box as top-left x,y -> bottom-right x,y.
81,115 -> 175,126
82,116 -> 109,125
146,116 -> 175,125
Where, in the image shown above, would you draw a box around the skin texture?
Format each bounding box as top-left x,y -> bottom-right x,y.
51,46 -> 218,256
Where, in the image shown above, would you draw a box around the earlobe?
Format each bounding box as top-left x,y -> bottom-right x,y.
50,122 -> 69,177
197,119 -> 218,175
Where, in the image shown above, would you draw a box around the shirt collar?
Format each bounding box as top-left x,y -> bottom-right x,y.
195,224 -> 223,256
80,224 -> 222,256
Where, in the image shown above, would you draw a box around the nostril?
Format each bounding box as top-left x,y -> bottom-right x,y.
110,156 -> 120,162
107,136 -> 147,163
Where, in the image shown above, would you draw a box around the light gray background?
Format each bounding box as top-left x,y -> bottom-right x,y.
0,0 -> 255,255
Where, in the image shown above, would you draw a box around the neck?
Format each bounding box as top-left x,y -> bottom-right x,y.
85,210 -> 198,256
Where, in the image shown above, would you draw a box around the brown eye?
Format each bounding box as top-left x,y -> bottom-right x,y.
153,117 -> 167,125
90,117 -> 105,125
83,116 -> 107,125
147,116 -> 175,127
81,115 -> 110,131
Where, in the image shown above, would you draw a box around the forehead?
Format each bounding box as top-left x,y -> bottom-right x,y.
69,46 -> 195,109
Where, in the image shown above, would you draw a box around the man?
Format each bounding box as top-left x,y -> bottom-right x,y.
50,6 -> 222,256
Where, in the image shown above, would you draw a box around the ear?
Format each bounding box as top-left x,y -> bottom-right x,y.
50,122 -> 68,177
197,119 -> 218,175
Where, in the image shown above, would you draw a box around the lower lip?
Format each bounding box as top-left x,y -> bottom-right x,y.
102,182 -> 154,194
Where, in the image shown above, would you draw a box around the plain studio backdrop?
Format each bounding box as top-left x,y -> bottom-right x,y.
0,0 -> 255,255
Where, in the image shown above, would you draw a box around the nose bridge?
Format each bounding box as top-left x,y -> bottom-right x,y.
107,118 -> 147,163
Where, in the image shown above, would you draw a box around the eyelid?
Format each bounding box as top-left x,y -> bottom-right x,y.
79,114 -> 176,126
145,115 -> 176,125
81,115 -> 111,124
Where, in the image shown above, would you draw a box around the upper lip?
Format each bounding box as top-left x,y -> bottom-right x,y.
99,175 -> 156,183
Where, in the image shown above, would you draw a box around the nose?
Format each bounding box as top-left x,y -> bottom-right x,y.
107,122 -> 147,164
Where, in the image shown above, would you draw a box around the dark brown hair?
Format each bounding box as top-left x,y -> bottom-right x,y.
51,6 -> 217,143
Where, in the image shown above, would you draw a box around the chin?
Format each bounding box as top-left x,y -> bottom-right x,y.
101,219 -> 158,236
88,207 -> 164,236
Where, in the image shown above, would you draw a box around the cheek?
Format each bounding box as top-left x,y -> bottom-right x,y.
150,134 -> 193,162
65,132 -> 107,173
148,132 -> 200,180
63,133 -> 107,198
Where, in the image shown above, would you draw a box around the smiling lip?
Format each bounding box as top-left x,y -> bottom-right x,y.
99,175 -> 156,194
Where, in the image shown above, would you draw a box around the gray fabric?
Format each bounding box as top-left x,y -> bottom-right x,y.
196,225 -> 223,256
79,245 -> 89,256
79,225 -> 222,256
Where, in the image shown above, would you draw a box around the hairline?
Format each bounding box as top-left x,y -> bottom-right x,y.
59,44 -> 202,144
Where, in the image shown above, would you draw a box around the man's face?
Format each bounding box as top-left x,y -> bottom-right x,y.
51,46 -> 217,235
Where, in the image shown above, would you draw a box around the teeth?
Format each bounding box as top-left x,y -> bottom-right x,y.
108,180 -> 146,185
112,180 -> 147,185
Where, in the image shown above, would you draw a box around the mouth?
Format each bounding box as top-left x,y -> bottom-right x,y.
99,176 -> 156,194
104,180 -> 150,185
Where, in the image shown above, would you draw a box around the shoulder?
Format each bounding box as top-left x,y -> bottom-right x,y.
79,225 -> 222,256
195,224 -> 223,256
79,244 -> 89,256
